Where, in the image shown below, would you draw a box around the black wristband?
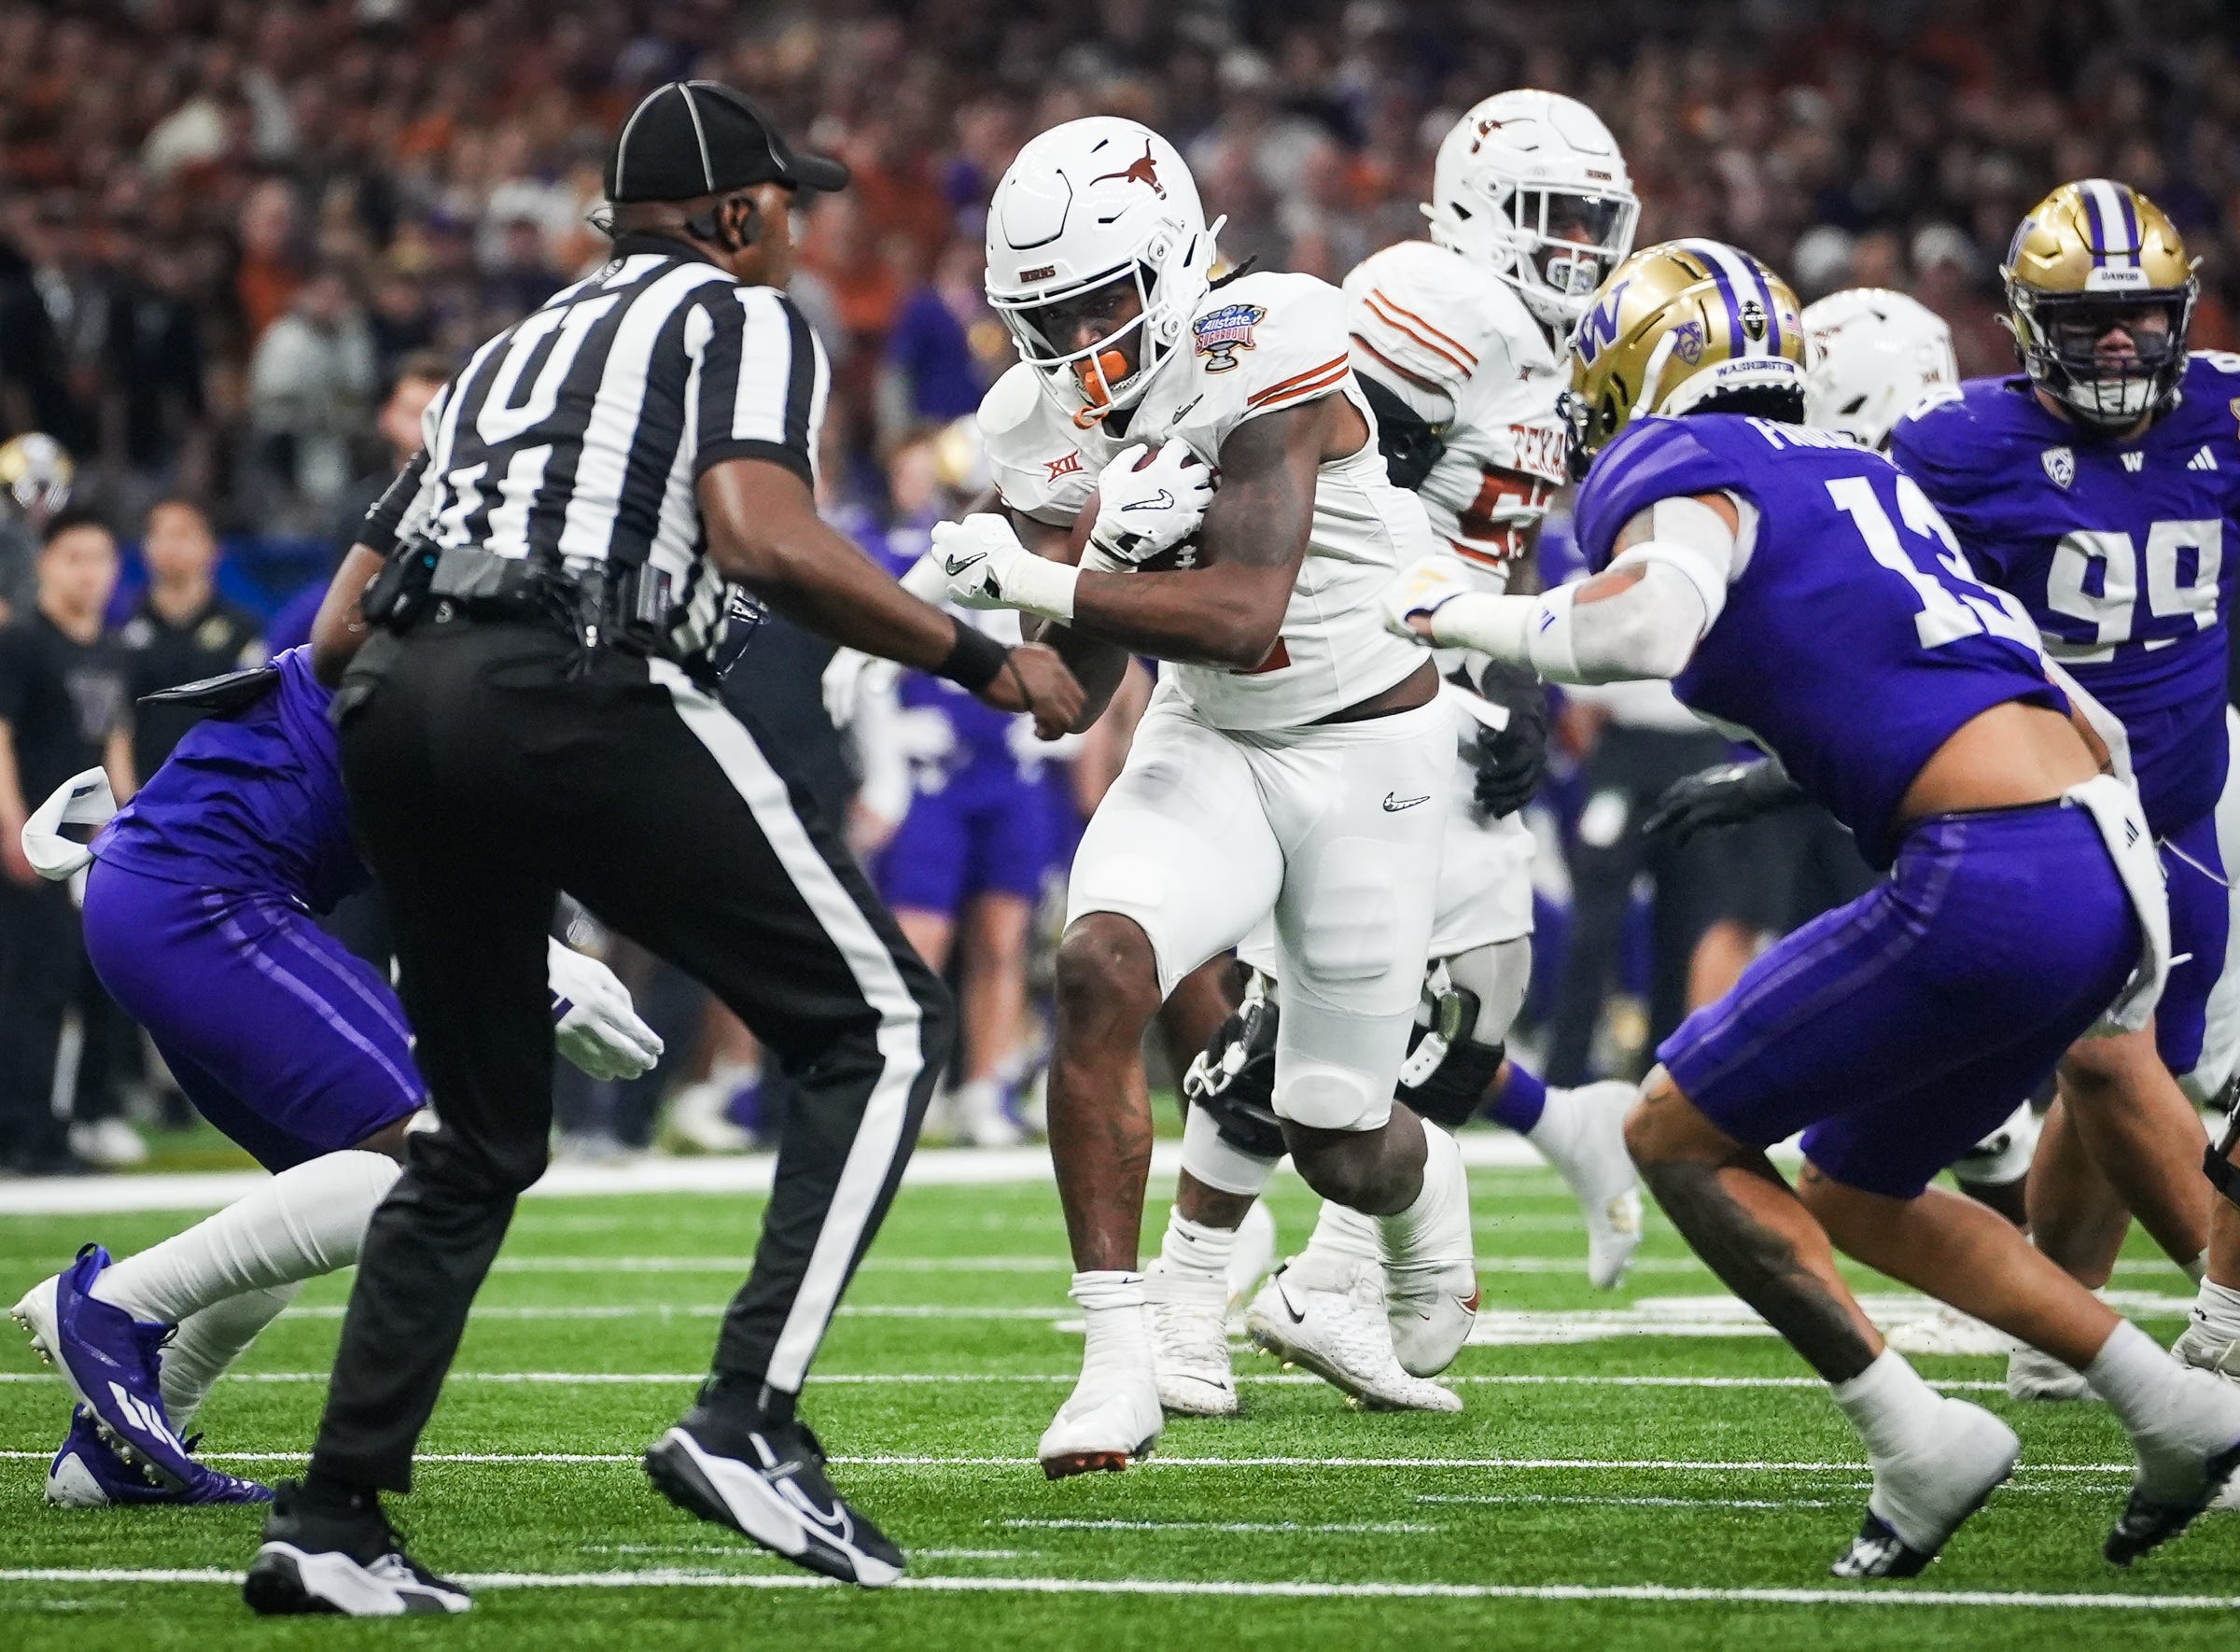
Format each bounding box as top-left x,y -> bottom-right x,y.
934,622 -> 1009,693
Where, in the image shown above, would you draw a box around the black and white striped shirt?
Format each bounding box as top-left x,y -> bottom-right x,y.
402,232 -> 829,662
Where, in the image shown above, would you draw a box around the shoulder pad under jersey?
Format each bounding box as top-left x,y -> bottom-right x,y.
979,363 -> 1097,524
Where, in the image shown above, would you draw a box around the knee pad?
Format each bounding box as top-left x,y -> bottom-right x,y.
1275,1056 -> 1392,1133
1402,1028 -> 1505,1132
1181,980 -> 1285,1161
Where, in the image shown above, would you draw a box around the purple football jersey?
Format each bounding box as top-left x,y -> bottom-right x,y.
1574,413 -> 2065,866
1890,357 -> 2240,836
93,645 -> 365,913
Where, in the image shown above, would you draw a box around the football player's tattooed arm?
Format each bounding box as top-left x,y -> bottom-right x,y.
1063,399 -> 1337,670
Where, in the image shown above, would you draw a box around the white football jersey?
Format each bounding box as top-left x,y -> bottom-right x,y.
1342,239 -> 1568,588
980,269 -> 1432,731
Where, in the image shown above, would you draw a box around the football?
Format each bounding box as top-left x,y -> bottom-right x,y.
1066,444 -> 1209,571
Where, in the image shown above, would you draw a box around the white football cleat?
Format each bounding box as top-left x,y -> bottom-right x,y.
1830,1397 -> 2019,1578
2171,1320 -> 2240,1505
1038,1364 -> 1163,1479
1379,1126 -> 1478,1377
1245,1259 -> 1462,1412
1226,1201 -> 1279,1315
1539,1081 -> 1645,1289
1886,1305 -> 2016,1359
2008,1344 -> 2093,1402
2105,1361 -> 2240,1563
1145,1264 -> 1236,1417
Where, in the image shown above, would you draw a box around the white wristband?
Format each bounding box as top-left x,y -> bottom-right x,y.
1427,591 -> 1534,664
1006,553 -> 1081,624
1523,582 -> 1581,680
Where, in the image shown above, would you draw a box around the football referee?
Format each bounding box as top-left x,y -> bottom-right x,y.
245,82 -> 1083,1617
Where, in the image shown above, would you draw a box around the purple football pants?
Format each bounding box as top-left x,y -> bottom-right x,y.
81,856 -> 424,1170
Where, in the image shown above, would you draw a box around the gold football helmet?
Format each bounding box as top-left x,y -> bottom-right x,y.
1561,240 -> 1807,479
2004,179 -> 2196,430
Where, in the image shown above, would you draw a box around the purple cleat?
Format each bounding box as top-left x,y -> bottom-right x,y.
12,1244 -> 198,1490
47,1406 -> 272,1507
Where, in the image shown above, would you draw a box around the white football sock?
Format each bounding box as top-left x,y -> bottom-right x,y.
1180,1103 -> 1280,1198
1376,1125 -> 1471,1272
1295,1197 -> 1381,1282
2191,1279 -> 2240,1343
90,1150 -> 400,1324
161,1283 -> 300,1429
1071,1269 -> 1151,1380
1156,1209 -> 1239,1284
1831,1349 -> 1946,1462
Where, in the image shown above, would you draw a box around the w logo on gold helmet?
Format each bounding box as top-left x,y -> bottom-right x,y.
2004,179 -> 2196,430
1560,240 -> 1806,480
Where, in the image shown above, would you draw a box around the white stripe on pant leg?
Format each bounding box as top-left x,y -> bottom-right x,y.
2189,704 -> 2240,1104
650,660 -> 926,1391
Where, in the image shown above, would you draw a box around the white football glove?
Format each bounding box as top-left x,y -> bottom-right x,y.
1380,555 -> 1475,642
21,767 -> 117,881
547,940 -> 665,1082
933,513 -> 1079,622
1086,440 -> 1214,567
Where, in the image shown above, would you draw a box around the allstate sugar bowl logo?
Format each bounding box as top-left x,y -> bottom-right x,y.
1193,303 -> 1266,371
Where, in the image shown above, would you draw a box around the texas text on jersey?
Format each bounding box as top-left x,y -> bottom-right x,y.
980,267 -> 1433,731
1342,239 -> 1569,579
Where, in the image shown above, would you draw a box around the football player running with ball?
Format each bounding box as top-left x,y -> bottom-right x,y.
1384,241 -> 2240,1577
937,118 -> 1475,1477
1142,91 -> 1648,1419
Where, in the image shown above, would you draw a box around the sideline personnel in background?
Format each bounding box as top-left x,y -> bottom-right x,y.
245,81 -> 1081,1616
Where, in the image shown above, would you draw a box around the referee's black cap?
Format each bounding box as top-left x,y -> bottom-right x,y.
604,81 -> 848,204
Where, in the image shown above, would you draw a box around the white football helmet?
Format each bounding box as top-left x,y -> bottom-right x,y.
1426,91 -> 1638,334
1802,287 -> 1960,450
986,117 -> 1221,427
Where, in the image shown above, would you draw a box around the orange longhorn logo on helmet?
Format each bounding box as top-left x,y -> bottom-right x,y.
1091,141 -> 1167,200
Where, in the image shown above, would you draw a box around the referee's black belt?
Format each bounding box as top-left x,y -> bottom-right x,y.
370,540 -> 673,661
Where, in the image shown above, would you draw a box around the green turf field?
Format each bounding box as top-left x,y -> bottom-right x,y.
0,1151 -> 2232,1649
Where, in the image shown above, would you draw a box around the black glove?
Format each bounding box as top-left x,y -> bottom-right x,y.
1641,758 -> 1809,843
1463,660 -> 1550,819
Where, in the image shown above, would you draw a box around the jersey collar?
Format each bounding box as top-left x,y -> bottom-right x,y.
606,231 -> 718,269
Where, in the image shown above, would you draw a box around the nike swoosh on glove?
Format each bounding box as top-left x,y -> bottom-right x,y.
935,514 -> 1034,610
548,940 -> 665,1081
1087,440 -> 1214,567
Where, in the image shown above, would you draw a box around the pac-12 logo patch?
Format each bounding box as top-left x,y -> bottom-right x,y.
1193,303 -> 1266,371
2041,445 -> 2075,488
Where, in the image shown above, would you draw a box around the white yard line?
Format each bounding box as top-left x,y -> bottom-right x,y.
0,1566 -> 2227,1609
1418,1494 -> 1837,1510
0,1369 -> 2012,1391
1001,1519 -> 1438,1533
0,1137 -> 1568,1216
0,1449 -> 2142,1473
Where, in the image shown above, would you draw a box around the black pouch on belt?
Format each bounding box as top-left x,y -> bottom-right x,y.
361,539 -> 443,631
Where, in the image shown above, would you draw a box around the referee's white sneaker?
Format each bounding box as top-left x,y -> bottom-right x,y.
644,1400 -> 903,1588
243,1481 -> 470,1617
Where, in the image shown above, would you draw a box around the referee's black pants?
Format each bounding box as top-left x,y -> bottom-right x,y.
309,616 -> 952,1492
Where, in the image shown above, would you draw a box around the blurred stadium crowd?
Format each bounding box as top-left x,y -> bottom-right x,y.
4,0 -> 2240,1172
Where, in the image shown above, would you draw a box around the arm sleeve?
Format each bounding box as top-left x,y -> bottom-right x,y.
693,287 -> 831,488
